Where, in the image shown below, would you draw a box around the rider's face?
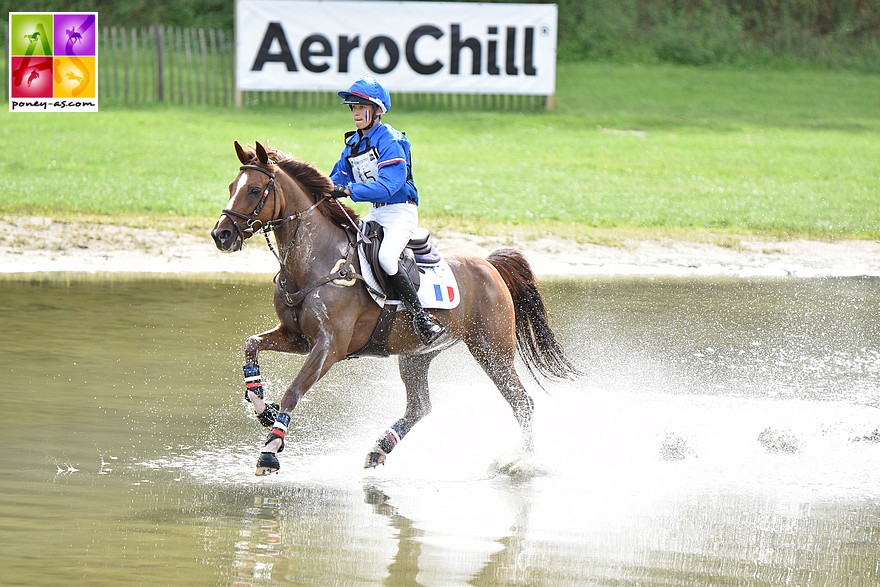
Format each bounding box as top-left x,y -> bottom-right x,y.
351,104 -> 375,130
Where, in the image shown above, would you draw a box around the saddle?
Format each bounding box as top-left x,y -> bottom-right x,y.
349,221 -> 454,359
358,221 -> 441,299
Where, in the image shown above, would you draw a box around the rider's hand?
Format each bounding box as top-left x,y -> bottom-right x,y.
330,184 -> 350,199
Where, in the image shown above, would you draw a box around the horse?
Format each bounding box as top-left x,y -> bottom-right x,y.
211,141 -> 581,476
66,28 -> 83,44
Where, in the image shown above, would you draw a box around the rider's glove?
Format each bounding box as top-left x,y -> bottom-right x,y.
330,184 -> 349,199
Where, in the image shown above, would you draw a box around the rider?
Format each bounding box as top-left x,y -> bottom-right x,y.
328,76 -> 446,345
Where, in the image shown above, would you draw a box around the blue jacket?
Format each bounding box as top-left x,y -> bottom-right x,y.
329,123 -> 419,205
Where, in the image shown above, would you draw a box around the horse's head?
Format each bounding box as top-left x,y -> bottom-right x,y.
211,141 -> 281,252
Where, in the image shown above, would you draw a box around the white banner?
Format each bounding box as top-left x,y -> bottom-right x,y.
236,0 -> 557,95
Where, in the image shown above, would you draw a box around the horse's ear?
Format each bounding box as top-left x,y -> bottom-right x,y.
255,142 -> 269,165
234,141 -> 248,165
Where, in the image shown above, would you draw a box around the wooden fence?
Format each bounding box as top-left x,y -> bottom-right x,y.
2,24 -> 549,110
101,25 -> 235,106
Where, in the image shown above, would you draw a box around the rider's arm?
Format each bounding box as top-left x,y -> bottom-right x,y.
328,155 -> 350,186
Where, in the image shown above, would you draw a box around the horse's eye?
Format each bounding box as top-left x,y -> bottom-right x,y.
249,187 -> 261,196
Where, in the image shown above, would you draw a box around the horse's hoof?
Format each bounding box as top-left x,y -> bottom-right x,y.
364,449 -> 387,469
255,451 -> 280,476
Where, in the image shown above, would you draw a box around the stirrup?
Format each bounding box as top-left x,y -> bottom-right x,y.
413,313 -> 446,345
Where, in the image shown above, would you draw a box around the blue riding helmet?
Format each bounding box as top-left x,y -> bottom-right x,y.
338,77 -> 391,114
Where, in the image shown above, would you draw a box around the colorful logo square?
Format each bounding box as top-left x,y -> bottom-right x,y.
10,13 -> 54,57
9,12 -> 98,112
10,56 -> 53,98
53,14 -> 97,57
55,56 -> 96,99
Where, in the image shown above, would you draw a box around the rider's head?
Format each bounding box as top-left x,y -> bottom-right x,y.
337,77 -> 391,132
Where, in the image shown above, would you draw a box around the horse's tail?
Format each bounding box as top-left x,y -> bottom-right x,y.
486,247 -> 582,383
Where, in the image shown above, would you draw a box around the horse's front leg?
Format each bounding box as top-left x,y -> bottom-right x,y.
242,325 -> 310,426
255,331 -> 346,476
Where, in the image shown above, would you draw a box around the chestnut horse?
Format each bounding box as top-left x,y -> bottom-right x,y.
211,141 -> 580,475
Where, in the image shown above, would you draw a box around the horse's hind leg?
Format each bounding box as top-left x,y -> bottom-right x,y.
467,339 -> 535,452
365,350 -> 440,468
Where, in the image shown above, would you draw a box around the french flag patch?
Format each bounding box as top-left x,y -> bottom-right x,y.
433,284 -> 455,303
410,260 -> 460,310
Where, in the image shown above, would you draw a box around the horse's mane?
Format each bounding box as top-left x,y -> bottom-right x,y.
245,144 -> 360,228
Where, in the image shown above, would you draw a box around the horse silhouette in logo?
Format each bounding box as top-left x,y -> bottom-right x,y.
66,27 -> 83,45
27,69 -> 40,87
24,31 -> 41,43
66,71 -> 84,85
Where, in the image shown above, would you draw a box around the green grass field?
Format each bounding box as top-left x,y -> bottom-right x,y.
2,62 -> 878,240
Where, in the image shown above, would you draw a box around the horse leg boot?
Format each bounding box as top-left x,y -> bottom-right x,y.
387,263 -> 446,345
243,363 -> 280,428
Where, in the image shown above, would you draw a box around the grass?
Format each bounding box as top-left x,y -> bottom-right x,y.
1,62 -> 878,240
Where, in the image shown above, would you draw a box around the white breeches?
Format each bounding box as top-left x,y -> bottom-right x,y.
363,202 -> 419,275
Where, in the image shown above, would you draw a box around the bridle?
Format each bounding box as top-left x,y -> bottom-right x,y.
219,160 -> 368,307
221,164 -> 279,240
220,163 -> 323,262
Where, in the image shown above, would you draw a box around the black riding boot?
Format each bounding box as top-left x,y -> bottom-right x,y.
387,264 -> 446,345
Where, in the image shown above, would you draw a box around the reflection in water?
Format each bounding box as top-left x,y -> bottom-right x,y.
365,486 -> 424,586
365,482 -> 535,586
1,274 -> 879,585
231,495 -> 283,586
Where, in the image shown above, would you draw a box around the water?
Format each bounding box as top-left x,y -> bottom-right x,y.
1,274 -> 879,585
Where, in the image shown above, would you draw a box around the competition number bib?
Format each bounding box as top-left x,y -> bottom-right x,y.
347,148 -> 380,184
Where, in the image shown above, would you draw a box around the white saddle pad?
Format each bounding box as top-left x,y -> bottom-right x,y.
357,249 -> 461,310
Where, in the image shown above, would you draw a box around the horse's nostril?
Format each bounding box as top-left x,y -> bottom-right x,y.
211,227 -> 235,249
